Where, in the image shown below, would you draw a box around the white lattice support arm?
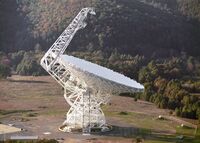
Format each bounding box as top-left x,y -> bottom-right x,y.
40,7 -> 95,72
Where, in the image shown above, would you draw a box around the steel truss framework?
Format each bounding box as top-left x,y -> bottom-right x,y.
40,8 -> 109,133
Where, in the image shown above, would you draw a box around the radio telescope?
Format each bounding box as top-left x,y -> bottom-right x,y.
40,7 -> 144,133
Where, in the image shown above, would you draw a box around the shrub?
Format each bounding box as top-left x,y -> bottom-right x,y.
119,111 -> 128,115
175,108 -> 181,116
0,64 -> 11,79
134,97 -> 138,102
10,50 -> 25,70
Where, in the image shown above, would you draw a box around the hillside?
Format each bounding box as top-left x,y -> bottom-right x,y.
0,0 -> 200,57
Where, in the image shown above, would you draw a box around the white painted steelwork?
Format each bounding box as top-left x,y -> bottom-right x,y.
41,8 -> 144,133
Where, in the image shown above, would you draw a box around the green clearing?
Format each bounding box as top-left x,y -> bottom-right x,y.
103,108 -> 200,143
103,110 -> 174,131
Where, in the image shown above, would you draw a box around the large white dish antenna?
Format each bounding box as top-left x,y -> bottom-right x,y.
61,55 -> 143,89
61,55 -> 144,93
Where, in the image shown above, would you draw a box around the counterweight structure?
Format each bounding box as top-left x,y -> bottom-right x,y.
41,8 -> 144,133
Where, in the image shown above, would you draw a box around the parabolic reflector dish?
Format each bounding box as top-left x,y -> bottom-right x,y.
61,55 -> 144,95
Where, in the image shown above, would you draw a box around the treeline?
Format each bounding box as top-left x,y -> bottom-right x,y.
137,57 -> 200,121
0,49 -> 144,78
0,52 -> 11,78
0,47 -> 46,79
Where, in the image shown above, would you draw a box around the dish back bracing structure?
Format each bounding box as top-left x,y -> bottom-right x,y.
41,7 -> 144,133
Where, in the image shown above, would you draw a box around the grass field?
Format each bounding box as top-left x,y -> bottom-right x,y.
0,75 -> 199,143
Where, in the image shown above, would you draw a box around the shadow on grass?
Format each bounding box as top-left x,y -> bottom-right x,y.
8,79 -> 48,84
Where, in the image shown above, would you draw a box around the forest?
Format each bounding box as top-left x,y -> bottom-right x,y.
0,0 -> 200,121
